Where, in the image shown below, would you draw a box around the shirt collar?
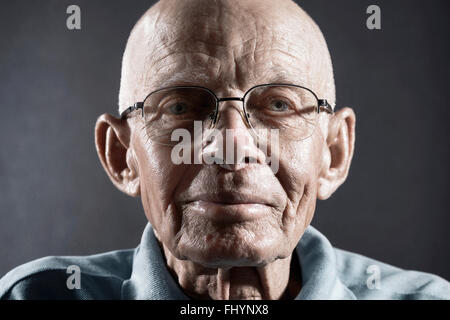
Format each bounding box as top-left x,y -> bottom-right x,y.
121,223 -> 355,300
295,225 -> 356,300
121,224 -> 189,299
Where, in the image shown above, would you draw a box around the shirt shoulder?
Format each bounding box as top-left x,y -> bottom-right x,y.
334,248 -> 450,300
0,249 -> 135,300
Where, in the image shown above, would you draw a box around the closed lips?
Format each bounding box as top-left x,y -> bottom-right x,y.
185,191 -> 275,207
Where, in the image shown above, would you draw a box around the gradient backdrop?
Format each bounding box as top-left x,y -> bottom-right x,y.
0,0 -> 449,281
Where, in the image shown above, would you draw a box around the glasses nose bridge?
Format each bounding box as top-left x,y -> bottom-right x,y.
217,97 -> 244,103
214,96 -> 250,127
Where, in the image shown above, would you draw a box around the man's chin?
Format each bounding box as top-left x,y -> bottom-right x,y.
184,254 -> 276,269
175,234 -> 286,269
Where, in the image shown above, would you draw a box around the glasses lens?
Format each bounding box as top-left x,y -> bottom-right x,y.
244,85 -> 319,141
143,87 -> 217,145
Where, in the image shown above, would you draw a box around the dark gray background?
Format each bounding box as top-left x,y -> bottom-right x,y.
1,0 -> 449,280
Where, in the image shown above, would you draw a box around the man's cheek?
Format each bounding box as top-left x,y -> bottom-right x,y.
136,148 -> 183,223
282,138 -> 322,197
140,146 -> 184,199
280,166 -> 318,238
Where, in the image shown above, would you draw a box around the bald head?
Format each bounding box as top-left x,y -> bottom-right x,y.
118,0 -> 335,113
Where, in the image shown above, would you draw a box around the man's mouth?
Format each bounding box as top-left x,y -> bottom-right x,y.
181,191 -> 276,223
188,191 -> 273,206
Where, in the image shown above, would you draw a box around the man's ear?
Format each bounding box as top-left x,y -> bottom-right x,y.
95,114 -> 140,197
317,107 -> 356,200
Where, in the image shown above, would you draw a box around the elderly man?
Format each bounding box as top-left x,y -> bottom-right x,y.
1,0 -> 449,300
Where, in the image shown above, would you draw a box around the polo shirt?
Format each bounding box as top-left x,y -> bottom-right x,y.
1,224 -> 449,299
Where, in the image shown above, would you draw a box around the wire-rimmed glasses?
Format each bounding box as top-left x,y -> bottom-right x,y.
120,83 -> 334,146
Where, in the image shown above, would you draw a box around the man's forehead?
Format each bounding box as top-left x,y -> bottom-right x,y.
139,18 -> 312,94
119,0 -> 334,111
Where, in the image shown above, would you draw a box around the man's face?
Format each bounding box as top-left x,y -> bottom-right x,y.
123,0 -> 334,268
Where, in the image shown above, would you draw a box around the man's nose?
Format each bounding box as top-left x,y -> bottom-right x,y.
201,101 -> 267,171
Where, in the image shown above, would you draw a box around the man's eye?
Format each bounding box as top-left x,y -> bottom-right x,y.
169,102 -> 188,115
269,100 -> 289,112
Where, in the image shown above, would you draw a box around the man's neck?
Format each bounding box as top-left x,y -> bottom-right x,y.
159,243 -> 302,300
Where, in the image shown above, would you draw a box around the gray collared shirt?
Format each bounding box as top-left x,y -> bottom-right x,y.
1,224 -> 449,299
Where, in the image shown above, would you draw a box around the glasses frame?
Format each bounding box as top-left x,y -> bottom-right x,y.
120,83 -> 334,127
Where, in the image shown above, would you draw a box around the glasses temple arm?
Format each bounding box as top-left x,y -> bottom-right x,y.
120,102 -> 144,119
318,99 -> 334,114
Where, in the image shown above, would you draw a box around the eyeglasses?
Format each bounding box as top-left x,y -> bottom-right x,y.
120,83 -> 334,145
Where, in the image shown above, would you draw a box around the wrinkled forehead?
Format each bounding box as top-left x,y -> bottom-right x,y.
119,0 -> 332,111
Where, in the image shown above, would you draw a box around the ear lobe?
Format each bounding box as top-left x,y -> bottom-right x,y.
95,114 -> 140,197
317,107 -> 356,200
